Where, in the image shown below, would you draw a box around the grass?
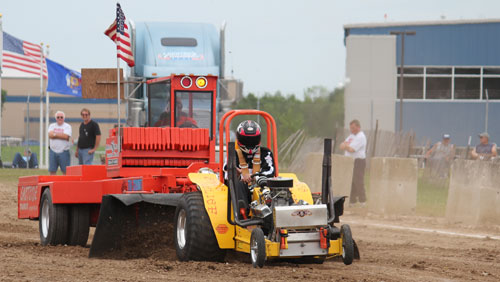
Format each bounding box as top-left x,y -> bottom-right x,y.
1,146 -> 41,164
364,169 -> 449,217
416,174 -> 449,217
1,145 -> 106,163
0,168 -> 51,185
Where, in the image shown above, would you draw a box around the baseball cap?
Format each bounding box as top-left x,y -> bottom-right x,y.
443,134 -> 450,139
479,132 -> 490,138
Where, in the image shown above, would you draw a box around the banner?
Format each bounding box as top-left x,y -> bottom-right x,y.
46,59 -> 81,97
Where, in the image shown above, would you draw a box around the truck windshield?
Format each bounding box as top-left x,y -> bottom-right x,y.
148,82 -> 171,127
174,91 -> 212,131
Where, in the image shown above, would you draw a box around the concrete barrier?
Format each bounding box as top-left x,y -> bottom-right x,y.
302,153 -> 323,193
446,160 -> 500,225
331,155 -> 355,197
369,157 -> 418,214
302,153 -> 354,196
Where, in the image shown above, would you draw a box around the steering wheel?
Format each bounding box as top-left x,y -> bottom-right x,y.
178,121 -> 199,128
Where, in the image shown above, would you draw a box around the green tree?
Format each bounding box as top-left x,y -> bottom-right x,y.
1,89 -> 6,115
231,86 -> 344,145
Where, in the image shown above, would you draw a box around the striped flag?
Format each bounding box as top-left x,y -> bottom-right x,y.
2,32 -> 47,78
104,3 -> 134,67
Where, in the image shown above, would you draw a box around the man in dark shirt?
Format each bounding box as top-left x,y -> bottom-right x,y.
75,108 -> 101,165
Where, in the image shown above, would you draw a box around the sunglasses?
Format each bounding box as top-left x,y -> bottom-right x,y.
56,116 -> 64,119
81,113 -> 89,116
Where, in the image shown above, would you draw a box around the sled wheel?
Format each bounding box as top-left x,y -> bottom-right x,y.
250,228 -> 266,268
39,189 -> 69,246
68,205 -> 90,246
174,192 -> 225,261
341,224 -> 354,265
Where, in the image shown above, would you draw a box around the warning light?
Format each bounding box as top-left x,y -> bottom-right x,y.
180,76 -> 192,88
196,77 -> 208,89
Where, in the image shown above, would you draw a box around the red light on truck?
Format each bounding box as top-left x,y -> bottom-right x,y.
180,76 -> 192,88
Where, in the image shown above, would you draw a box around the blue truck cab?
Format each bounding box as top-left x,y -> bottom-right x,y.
127,22 -> 224,127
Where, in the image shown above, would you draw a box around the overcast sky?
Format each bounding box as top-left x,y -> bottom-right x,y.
1,0 -> 499,98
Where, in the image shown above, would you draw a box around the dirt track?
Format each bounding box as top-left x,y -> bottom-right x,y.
1,181 -> 499,282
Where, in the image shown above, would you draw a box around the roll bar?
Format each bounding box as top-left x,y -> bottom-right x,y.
218,110 -> 279,182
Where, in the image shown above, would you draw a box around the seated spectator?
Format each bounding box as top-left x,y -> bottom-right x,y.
425,134 -> 455,178
12,148 -> 38,168
471,132 -> 497,160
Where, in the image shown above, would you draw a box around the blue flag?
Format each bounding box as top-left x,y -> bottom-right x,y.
46,59 -> 82,97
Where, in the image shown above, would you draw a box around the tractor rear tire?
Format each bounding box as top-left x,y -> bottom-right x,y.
68,205 -> 90,246
250,228 -> 266,268
341,224 -> 354,265
39,189 -> 69,246
174,192 -> 225,262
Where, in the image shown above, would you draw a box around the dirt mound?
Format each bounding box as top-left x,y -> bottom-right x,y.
95,208 -> 179,261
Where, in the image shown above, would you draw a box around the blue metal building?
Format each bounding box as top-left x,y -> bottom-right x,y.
344,19 -> 500,146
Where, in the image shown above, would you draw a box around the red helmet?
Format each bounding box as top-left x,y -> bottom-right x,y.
236,120 -> 261,154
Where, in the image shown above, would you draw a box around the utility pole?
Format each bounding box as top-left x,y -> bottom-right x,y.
0,13 -> 3,166
485,89 -> 489,133
390,30 -> 416,132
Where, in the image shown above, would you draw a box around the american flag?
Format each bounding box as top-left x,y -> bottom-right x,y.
104,3 -> 134,67
2,32 -> 47,78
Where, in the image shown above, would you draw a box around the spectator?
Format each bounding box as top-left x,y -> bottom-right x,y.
340,119 -> 367,206
48,111 -> 72,175
12,148 -> 38,168
75,108 -> 101,165
425,134 -> 455,178
471,132 -> 497,160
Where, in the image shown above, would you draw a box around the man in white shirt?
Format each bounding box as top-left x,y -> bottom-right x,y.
340,119 -> 367,205
48,111 -> 72,175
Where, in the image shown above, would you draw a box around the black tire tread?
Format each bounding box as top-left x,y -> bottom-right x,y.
175,192 -> 225,261
39,189 -> 69,246
53,203 -> 69,245
68,205 -> 90,246
341,224 -> 354,265
251,228 -> 266,268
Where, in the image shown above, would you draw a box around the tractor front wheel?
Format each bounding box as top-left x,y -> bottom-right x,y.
39,189 -> 69,246
250,228 -> 266,268
341,224 -> 354,265
174,192 -> 225,261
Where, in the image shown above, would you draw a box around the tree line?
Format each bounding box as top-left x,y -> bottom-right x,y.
231,86 -> 344,146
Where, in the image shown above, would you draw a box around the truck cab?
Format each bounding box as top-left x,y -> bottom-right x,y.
127,22 -> 223,128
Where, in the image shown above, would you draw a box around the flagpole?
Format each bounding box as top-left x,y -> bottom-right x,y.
117,57 -> 121,151
44,45 -> 50,168
39,43 -> 44,168
0,13 -> 3,165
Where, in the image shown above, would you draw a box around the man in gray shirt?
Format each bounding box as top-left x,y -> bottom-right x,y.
425,134 -> 455,178
471,132 -> 497,160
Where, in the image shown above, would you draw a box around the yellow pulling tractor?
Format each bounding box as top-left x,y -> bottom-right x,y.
175,109 -> 359,267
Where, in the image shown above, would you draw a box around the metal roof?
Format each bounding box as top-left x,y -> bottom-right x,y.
344,18 -> 500,29
344,20 -> 500,66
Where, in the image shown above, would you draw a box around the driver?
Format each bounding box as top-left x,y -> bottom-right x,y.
234,120 -> 276,211
154,100 -> 198,128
